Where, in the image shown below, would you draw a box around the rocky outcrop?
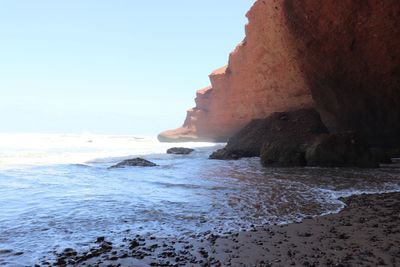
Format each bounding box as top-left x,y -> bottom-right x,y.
166,147 -> 194,155
210,108 -> 328,162
109,158 -> 158,169
159,0 -> 313,142
210,109 -> 379,168
283,0 -> 400,148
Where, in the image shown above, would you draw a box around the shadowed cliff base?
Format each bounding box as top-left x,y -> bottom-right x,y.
48,192 -> 400,266
210,108 -> 379,168
209,108 -> 327,160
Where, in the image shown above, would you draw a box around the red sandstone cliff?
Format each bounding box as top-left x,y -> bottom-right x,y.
158,0 -> 313,142
159,0 -> 400,148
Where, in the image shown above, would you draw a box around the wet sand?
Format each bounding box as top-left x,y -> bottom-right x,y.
47,192 -> 400,266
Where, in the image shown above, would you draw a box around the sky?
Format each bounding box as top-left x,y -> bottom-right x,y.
0,0 -> 255,135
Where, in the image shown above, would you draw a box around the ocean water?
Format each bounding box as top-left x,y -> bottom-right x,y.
0,133 -> 400,266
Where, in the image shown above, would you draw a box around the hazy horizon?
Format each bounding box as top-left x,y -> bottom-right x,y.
0,1 -> 255,135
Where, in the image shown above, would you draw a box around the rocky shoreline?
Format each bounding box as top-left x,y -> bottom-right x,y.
44,192 -> 400,267
209,108 -> 380,168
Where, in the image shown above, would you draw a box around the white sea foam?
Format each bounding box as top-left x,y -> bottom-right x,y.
0,133 -> 216,169
0,134 -> 399,266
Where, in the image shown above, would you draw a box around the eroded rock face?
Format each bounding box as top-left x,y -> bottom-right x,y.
283,0 -> 400,148
159,0 -> 313,142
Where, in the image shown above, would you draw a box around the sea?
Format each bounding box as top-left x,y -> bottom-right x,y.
0,133 -> 399,266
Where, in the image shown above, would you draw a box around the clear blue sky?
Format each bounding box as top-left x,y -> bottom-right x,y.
0,1 -> 255,135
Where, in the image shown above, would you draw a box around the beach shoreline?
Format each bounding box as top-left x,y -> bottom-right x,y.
47,191 -> 400,266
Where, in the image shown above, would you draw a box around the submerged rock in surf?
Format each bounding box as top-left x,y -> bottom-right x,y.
109,158 -> 158,169
166,147 -> 194,155
209,148 -> 242,160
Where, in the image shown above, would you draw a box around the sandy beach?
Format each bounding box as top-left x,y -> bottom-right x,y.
46,192 -> 400,267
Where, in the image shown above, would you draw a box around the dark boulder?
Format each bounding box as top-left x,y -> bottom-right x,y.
209,108 -> 328,162
210,108 -> 379,167
260,142 -> 307,167
109,158 -> 158,169
209,148 -> 245,160
166,147 -> 194,155
305,132 -> 379,168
